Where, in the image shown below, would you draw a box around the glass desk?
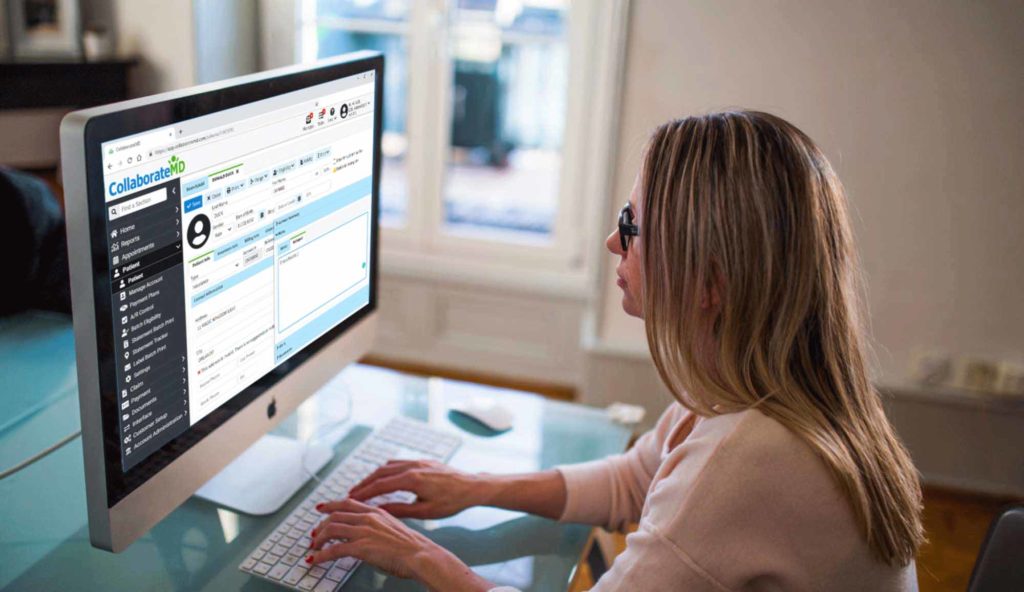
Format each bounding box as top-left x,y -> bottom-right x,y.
0,312 -> 632,591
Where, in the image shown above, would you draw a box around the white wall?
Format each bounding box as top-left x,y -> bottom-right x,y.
112,0 -> 197,95
109,0 -> 259,94
194,0 -> 260,84
583,0 -> 1024,494
595,0 -> 1024,387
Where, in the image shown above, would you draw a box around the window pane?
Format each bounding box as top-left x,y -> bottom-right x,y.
317,0 -> 410,21
443,1 -> 569,242
316,7 -> 409,226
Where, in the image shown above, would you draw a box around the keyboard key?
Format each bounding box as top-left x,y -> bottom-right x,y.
238,419 -> 461,587
325,566 -> 349,582
269,563 -> 290,580
284,566 -> 307,585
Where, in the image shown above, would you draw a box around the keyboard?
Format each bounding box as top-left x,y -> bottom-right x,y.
239,417 -> 462,591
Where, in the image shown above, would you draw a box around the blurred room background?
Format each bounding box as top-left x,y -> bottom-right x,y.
2,1 -> 1021,589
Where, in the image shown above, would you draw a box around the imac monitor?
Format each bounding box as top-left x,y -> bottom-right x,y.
61,52 -> 383,552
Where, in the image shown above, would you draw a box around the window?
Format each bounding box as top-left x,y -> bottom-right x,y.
312,0 -> 411,226
296,0 -> 626,290
442,2 -> 568,242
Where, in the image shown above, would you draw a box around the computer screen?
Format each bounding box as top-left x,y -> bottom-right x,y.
87,65 -> 378,490
54,60 -> 380,516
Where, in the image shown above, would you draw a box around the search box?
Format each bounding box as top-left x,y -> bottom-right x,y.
109,187 -> 168,221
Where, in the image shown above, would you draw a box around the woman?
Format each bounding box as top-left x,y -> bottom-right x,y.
306,111 -> 924,591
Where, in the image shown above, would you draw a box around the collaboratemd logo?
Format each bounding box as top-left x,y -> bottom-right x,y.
108,155 -> 186,197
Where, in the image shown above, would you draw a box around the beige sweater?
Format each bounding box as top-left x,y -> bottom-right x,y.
551,403 -> 918,591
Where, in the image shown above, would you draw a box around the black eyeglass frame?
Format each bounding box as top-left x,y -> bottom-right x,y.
618,202 -> 639,251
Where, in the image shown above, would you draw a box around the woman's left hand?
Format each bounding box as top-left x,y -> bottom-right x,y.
308,497 -> 493,591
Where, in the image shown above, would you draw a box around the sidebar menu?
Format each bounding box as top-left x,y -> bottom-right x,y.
106,179 -> 191,470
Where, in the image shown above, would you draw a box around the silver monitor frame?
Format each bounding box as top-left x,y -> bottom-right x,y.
61,52 -> 381,552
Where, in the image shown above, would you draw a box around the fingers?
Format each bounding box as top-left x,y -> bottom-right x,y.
316,497 -> 375,514
349,473 -> 417,502
349,461 -> 413,495
349,461 -> 423,498
312,511 -> 369,538
308,539 -> 363,565
310,522 -> 366,551
377,502 -> 432,519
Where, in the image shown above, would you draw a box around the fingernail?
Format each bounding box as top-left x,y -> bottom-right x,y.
311,528 -> 317,537
315,503 -> 324,511
305,556 -> 313,564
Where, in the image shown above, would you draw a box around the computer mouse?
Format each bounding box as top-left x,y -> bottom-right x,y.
449,400 -> 514,433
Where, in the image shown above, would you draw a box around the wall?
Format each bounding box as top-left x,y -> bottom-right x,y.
194,0 -> 260,84
111,0 -> 197,95
595,0 -> 1024,384
585,0 -> 1024,493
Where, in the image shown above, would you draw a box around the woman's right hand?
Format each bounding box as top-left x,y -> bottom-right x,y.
345,459 -> 486,519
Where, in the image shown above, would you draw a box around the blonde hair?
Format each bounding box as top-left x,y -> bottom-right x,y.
639,111 -> 923,566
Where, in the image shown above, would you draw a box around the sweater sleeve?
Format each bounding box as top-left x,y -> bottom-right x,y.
554,404 -> 688,532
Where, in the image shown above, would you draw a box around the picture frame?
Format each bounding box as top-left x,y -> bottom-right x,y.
8,0 -> 82,60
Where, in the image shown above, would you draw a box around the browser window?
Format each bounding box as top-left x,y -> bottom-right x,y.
100,72 -> 375,470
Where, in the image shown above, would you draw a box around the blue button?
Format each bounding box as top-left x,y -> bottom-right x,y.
183,176 -> 209,196
184,195 -> 204,213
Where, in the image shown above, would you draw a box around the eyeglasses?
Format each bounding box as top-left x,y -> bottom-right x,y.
617,202 -> 639,251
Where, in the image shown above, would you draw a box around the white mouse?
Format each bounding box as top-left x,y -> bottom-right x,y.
451,400 -> 514,432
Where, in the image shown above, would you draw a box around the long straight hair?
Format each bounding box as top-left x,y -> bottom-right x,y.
639,111 -> 923,566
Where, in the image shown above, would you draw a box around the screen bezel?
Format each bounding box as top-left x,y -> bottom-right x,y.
81,55 -> 383,508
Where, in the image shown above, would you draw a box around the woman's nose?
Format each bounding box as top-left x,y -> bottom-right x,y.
606,229 -> 623,255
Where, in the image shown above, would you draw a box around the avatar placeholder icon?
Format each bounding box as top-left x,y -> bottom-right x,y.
187,214 -> 211,249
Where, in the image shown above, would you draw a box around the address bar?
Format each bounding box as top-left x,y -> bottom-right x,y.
151,126 -> 235,157
142,94 -> 375,186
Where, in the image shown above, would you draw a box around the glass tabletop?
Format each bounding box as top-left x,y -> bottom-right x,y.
0,312 -> 632,591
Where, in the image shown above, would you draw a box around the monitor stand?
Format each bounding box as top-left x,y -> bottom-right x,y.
194,434 -> 334,515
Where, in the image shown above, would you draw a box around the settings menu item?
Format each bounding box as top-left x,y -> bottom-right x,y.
107,179 -> 191,471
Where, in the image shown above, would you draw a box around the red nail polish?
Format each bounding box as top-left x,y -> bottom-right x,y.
305,556 -> 313,564
311,528 -> 317,537
315,503 -> 324,511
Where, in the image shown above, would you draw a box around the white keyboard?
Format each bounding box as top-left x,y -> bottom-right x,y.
239,417 -> 462,591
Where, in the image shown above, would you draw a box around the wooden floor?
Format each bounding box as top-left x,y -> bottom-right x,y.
567,486 -> 1012,591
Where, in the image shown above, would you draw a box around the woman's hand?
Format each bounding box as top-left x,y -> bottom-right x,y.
346,459 -> 484,519
308,498 -> 492,591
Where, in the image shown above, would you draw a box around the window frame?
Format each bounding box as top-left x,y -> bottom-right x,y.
276,0 -> 629,297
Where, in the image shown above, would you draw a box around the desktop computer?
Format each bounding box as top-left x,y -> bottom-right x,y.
60,52 -> 403,566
